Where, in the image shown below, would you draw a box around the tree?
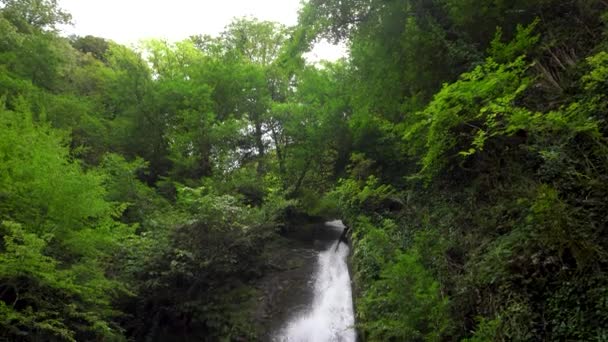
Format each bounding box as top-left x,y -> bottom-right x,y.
0,108 -> 133,341
70,35 -> 110,61
0,0 -> 71,31
220,18 -> 291,174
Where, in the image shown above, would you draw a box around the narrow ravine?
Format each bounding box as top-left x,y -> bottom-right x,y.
274,221 -> 357,342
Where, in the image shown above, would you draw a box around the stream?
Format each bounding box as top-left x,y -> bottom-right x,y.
273,220 -> 357,342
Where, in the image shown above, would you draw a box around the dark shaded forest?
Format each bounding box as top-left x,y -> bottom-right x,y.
1,0 -> 608,341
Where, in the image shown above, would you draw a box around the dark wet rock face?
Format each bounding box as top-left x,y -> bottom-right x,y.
273,220 -> 356,341
251,222 -> 345,339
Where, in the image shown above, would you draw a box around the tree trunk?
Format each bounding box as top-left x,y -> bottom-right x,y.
255,120 -> 265,174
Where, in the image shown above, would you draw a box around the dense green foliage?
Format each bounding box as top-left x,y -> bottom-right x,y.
304,0 -> 608,340
2,0 -> 608,340
0,0 -> 343,339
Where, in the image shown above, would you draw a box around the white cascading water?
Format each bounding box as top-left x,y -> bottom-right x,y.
275,221 -> 357,342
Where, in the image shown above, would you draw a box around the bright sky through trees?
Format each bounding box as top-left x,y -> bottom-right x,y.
58,0 -> 346,62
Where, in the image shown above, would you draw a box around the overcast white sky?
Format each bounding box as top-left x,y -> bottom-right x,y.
58,0 -> 346,62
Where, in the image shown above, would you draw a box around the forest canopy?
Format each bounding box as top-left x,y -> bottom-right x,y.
1,0 -> 608,341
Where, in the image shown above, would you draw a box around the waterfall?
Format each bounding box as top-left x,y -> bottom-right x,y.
275,221 -> 357,342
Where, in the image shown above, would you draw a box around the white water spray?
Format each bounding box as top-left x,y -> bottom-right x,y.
276,221 -> 357,342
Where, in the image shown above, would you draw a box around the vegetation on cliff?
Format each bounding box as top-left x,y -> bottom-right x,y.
1,0 -> 608,340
